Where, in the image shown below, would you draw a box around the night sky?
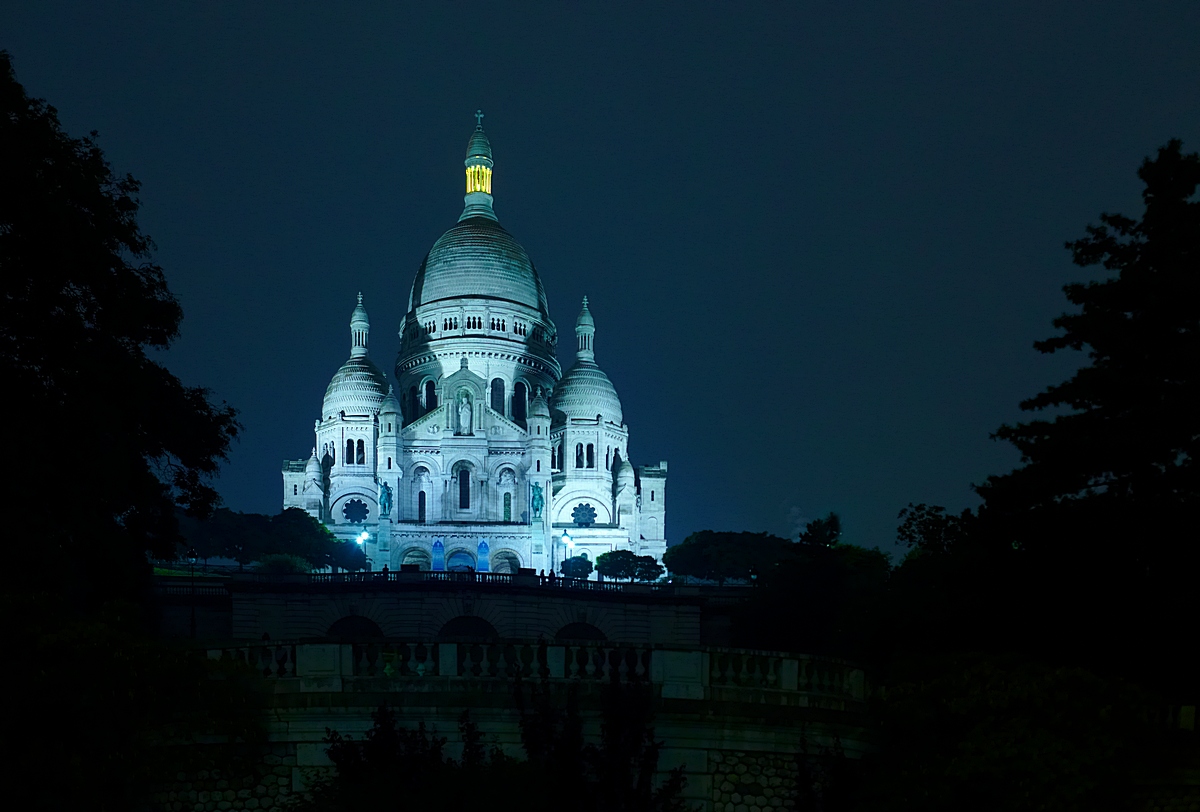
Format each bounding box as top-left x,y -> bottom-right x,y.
4,3 -> 1198,554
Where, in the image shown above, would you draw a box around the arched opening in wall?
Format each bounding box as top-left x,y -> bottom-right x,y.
575,443 -> 584,468
490,378 -> 505,414
512,381 -> 528,426
418,491 -> 427,523
446,549 -> 475,572
437,616 -> 498,641
356,439 -> 365,465
551,446 -> 557,469
345,439 -> 354,463
327,616 -> 384,641
555,622 -> 606,642
646,517 -> 658,538
491,551 -> 521,574
458,468 -> 471,509
401,548 -> 431,571
606,447 -> 611,470
586,444 -> 595,468
424,380 -> 438,411
503,492 -> 512,522
408,386 -> 419,421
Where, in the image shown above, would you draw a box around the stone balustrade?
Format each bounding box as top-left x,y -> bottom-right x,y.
206,640 -> 867,708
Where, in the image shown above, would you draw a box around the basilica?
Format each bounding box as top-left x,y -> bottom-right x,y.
282,117 -> 667,575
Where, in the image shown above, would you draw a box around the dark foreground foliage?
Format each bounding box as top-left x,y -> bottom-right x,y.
291,682 -> 688,812
1,52 -> 261,810
179,507 -> 368,571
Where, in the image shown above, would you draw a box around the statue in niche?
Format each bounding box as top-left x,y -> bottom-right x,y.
456,391 -> 473,436
530,483 -> 544,519
499,469 -> 515,486
378,480 -> 393,519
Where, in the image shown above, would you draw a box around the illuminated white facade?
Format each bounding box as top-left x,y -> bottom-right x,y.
283,119 -> 666,574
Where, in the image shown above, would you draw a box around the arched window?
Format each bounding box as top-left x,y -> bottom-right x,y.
293,484 -> 298,495
513,382 -> 527,426
575,443 -> 584,468
606,447 -> 611,470
345,439 -> 354,463
424,380 -> 438,411
458,468 -> 470,509
356,439 -> 365,464
418,491 -> 427,523
408,386 -> 419,420
536,459 -> 541,472
551,446 -> 557,469
503,492 -> 512,522
651,490 -> 655,501
586,444 -> 595,468
490,378 -> 504,414
387,457 -> 392,470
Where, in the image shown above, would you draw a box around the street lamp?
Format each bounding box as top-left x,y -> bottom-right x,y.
186,547 -> 198,639
357,531 -> 369,545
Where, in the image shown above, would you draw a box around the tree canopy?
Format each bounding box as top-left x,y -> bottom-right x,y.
595,550 -> 664,582
978,141 -> 1199,556
180,507 -> 367,571
560,555 -> 594,579
0,51 -> 239,601
972,140 -> 1200,674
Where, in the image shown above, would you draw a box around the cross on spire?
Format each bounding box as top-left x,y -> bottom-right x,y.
474,109 -> 484,128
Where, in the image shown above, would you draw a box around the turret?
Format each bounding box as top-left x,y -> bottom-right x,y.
350,292 -> 369,358
575,296 -> 595,361
461,110 -> 496,221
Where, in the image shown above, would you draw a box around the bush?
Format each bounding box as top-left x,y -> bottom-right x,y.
254,553 -> 311,574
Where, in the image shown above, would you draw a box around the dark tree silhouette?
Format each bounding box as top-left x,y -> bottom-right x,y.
596,550 -> 664,582
975,140 -> 1200,680
560,555 -> 594,579
0,51 -> 239,602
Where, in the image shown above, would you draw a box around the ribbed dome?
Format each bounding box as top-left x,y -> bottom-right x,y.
408,217 -> 549,314
551,360 -> 623,426
323,356 -> 388,418
530,387 -> 550,418
379,385 -> 401,416
466,127 -> 492,162
616,459 -> 636,488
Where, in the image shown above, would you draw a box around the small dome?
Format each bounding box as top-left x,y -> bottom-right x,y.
408,217 -> 549,314
617,459 -> 635,485
551,360 -> 623,426
466,126 -> 492,163
576,296 -> 595,329
323,356 -> 388,418
351,292 -> 368,327
305,448 -> 322,476
530,387 -> 550,418
380,385 -> 401,416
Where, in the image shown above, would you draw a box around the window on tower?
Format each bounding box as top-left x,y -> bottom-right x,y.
345,439 -> 354,463
586,444 -> 595,468
418,491 -> 427,523
513,382 -> 528,426
458,469 -> 470,509
425,381 -> 438,411
356,440 -> 365,464
576,443 -> 584,468
490,378 -> 504,414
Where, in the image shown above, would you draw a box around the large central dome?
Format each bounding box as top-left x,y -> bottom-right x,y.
407,217 -> 550,314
